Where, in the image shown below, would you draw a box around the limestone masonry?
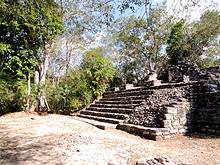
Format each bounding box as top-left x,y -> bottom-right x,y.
78,61 -> 220,140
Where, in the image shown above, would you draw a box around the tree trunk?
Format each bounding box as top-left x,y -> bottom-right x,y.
57,66 -> 62,86
25,71 -> 31,112
31,48 -> 51,112
38,48 -> 50,112
29,66 -> 40,112
31,43 -> 54,112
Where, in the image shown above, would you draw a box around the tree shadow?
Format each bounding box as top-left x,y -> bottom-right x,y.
185,132 -> 220,139
0,125 -> 64,165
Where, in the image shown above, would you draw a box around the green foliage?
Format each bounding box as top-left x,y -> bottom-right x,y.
45,48 -> 116,113
167,10 -> 220,67
214,59 -> 220,65
80,48 -> 116,98
0,77 -> 28,116
113,6 -> 173,81
0,0 -> 64,115
0,0 -> 64,77
166,19 -> 187,66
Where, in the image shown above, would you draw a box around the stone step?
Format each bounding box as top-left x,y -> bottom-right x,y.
80,110 -> 128,120
86,107 -> 133,114
117,123 -> 169,141
104,90 -> 154,98
77,114 -> 123,124
74,116 -> 118,130
95,100 -> 145,105
89,103 -> 139,109
105,87 -> 144,95
100,95 -> 150,101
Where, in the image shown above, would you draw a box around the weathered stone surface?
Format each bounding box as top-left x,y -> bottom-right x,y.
136,155 -> 177,165
169,61 -> 219,92
77,61 -> 220,139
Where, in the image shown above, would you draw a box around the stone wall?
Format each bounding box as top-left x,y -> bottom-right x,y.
124,86 -> 191,128
201,65 -> 220,75
123,82 -> 204,138
196,92 -> 220,135
113,61 -> 220,139
167,61 -> 220,136
122,81 -> 219,138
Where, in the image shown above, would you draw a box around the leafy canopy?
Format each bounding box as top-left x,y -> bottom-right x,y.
0,0 -> 64,78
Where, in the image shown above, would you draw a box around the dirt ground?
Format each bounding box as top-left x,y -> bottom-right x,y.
0,112 -> 220,165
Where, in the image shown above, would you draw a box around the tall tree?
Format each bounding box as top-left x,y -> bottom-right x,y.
48,0 -> 115,84
0,0 -> 64,112
166,10 -> 220,67
166,19 -> 187,66
113,6 -> 173,82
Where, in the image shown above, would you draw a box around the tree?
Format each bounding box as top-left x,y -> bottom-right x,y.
47,48 -> 116,113
166,10 -> 220,67
80,48 -> 116,98
112,6 -> 173,82
194,10 -> 220,67
0,0 -> 64,112
166,19 -> 187,66
48,0 -> 115,85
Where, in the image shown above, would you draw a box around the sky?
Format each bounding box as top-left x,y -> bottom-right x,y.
164,0 -> 220,21
56,0 -> 220,69
117,0 -> 220,21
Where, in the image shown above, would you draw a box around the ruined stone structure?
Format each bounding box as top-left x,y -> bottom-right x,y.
78,61 -> 220,140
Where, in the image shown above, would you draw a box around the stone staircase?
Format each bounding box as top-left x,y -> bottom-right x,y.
75,61 -> 220,140
77,87 -> 153,125
76,83 -> 195,140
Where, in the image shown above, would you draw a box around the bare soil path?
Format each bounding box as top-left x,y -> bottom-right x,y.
0,112 -> 220,165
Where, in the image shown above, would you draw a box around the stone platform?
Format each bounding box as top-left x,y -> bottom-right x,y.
77,61 -> 220,140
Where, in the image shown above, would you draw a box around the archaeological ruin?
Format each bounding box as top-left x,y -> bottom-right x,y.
77,61 -> 220,140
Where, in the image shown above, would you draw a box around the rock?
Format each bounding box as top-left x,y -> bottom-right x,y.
136,155 -> 177,165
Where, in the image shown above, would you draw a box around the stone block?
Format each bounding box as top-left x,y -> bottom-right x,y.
201,128 -> 207,132
155,132 -> 163,136
166,107 -> 176,114
164,114 -> 173,120
125,84 -> 134,89
162,132 -> 170,136
179,129 -> 186,134
173,114 -> 179,120
143,131 -> 150,135
160,128 -> 170,132
155,136 -> 163,141
163,120 -> 172,128
172,120 -> 180,126
170,129 -> 178,134
208,129 -> 216,134
173,108 -> 178,114
164,135 -> 171,139
179,117 -> 187,125
216,130 -> 220,135
114,87 -> 119,91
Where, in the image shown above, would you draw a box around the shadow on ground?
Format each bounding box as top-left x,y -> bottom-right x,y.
0,125 -> 64,165
185,132 -> 220,139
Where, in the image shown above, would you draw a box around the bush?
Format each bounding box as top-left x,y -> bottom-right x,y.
0,79 -> 28,116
